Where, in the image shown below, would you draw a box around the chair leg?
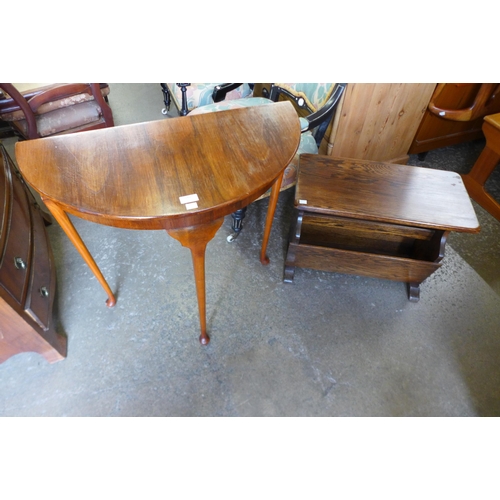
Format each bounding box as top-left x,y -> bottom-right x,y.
227,207 -> 247,242
160,83 -> 171,115
178,84 -> 190,116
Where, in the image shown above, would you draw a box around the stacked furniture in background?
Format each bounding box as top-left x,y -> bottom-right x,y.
0,83 -> 114,139
409,83 -> 500,159
0,83 -> 115,363
323,83 -> 437,164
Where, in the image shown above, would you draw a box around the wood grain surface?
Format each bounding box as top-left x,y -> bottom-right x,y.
13,103 -> 301,344
327,83 -> 436,163
285,154 -> 480,301
296,155 -> 480,233
15,102 -> 301,230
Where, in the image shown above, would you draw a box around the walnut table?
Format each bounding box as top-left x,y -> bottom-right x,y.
284,155 -> 480,301
15,102 -> 300,344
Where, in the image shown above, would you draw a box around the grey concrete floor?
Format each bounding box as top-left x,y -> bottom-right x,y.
1,83 -> 500,416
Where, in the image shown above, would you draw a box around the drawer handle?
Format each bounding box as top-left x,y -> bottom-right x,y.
14,257 -> 27,270
39,286 -> 49,298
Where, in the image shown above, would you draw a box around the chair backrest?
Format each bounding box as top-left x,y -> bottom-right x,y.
0,83 -> 114,139
270,83 -> 338,112
267,83 -> 346,147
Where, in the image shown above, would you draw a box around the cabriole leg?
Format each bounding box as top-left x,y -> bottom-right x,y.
167,218 -> 224,345
260,170 -> 284,265
43,199 -> 116,307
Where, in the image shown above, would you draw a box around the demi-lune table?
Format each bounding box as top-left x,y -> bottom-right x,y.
15,102 -> 301,344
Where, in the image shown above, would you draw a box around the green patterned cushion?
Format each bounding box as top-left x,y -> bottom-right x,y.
275,83 -> 336,112
167,83 -> 253,112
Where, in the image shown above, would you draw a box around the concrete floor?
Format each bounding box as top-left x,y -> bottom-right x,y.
1,83 -> 499,416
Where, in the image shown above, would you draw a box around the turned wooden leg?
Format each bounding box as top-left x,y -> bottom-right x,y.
260,170 -> 285,265
43,199 -> 116,307
167,218 -> 224,345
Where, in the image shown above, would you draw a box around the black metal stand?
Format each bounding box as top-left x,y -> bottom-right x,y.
160,83 -> 191,116
160,83 -> 171,115
227,207 -> 247,242
177,83 -> 190,116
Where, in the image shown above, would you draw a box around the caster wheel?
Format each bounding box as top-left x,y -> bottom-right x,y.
227,232 -> 241,242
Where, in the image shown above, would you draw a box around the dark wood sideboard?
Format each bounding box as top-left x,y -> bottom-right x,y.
0,144 -> 66,363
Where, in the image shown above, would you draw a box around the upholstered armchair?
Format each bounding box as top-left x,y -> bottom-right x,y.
189,83 -> 347,241
160,83 -> 253,116
0,83 -> 114,139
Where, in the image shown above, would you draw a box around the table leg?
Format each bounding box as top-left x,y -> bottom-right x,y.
167,218 -> 224,345
43,199 -> 117,307
260,170 -> 285,265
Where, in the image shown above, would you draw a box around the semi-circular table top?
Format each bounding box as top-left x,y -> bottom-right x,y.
15,101 -> 301,230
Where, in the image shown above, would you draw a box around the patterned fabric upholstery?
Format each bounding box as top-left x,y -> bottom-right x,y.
0,83 -> 114,140
190,97 -> 318,198
189,97 -> 270,113
0,84 -> 110,121
14,101 -> 104,138
275,83 -> 336,112
167,83 -> 253,113
269,83 -> 337,139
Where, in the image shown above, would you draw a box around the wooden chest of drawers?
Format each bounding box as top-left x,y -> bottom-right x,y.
0,144 -> 66,363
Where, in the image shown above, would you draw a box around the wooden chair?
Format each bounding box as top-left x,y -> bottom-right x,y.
428,83 -> 500,122
410,83 -> 500,159
0,83 -> 114,139
462,113 -> 500,221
